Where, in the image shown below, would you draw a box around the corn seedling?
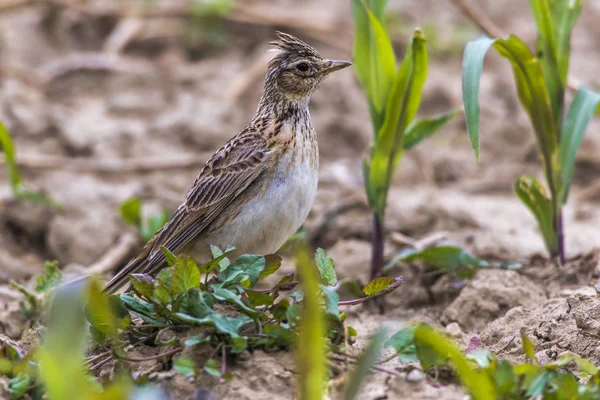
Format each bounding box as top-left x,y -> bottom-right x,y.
352,0 -> 458,278
462,0 -> 600,262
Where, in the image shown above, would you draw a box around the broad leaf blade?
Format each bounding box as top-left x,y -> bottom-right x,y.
558,86 -> 600,204
363,277 -> 396,296
315,248 -> 337,286
351,0 -> 396,120
403,110 -> 460,151
514,176 -> 557,254
462,35 -> 496,161
369,29 -> 427,216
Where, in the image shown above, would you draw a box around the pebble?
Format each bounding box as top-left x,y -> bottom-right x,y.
445,322 -> 464,338
559,287 -> 597,298
406,369 -> 426,382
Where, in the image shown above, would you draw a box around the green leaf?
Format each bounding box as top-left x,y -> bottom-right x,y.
403,110 -> 460,151
37,281 -> 95,400
320,285 -> 340,319
119,197 -> 142,226
515,175 -> 558,255
185,288 -> 214,318
296,249 -> 327,400
558,86 -> 600,204
362,277 -> 395,296
575,356 -> 599,376
525,370 -> 550,397
368,29 -> 428,216
218,254 -> 265,288
258,254 -> 282,280
398,245 -> 489,272
351,0 -> 396,119
160,246 -> 177,268
466,349 -> 493,368
315,248 -> 337,286
141,211 -> 169,241
494,360 -> 516,396
200,245 -> 236,274
414,323 -> 496,400
173,357 -> 196,377
174,312 -> 251,338
129,274 -> 155,299
385,326 -> 417,363
34,260 -> 62,293
204,359 -> 222,377
463,35 -> 560,198
9,373 -> 31,398
171,257 -> 201,295
343,328 -> 387,400
246,290 -> 275,307
85,278 -> 118,338
212,287 -> 257,316
119,293 -> 155,319
462,34 -> 560,193
521,330 -> 536,363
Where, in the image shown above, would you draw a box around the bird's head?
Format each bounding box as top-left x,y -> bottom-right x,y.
265,32 -> 351,103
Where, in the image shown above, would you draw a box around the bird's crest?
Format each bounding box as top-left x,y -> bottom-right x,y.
269,31 -> 322,59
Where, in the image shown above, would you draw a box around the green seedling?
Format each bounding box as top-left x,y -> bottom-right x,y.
352,0 -> 457,278
0,121 -> 58,207
386,323 -> 600,399
0,278 -> 163,399
462,0 -> 600,262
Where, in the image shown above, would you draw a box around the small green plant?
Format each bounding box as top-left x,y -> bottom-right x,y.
383,244 -> 519,278
352,0 -> 458,278
0,278 -> 162,400
10,261 -> 62,319
386,323 -> 600,399
462,0 -> 600,262
0,122 -> 58,207
120,197 -> 170,241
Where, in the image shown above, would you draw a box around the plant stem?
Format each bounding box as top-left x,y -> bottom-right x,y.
370,212 -> 384,279
556,209 -> 565,264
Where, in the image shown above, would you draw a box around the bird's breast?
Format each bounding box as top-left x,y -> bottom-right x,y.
202,133 -> 318,257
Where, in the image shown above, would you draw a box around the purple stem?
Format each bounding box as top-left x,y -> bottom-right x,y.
370,212 -> 384,279
556,209 -> 565,264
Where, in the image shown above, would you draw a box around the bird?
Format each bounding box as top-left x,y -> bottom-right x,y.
104,32 -> 351,293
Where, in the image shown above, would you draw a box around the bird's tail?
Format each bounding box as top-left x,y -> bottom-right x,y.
103,243 -> 154,294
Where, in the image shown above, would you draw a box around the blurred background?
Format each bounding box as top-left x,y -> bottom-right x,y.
1,0 -> 600,301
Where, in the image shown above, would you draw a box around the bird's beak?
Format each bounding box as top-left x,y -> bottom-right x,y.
322,60 -> 352,74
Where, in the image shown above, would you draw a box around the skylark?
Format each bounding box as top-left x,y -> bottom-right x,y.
104,32 -> 351,293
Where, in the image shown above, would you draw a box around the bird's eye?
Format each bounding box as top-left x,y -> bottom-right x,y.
296,62 -> 309,72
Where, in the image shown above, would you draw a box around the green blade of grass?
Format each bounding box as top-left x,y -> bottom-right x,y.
296,249 -> 326,400
342,328 -> 387,400
558,86 -> 600,204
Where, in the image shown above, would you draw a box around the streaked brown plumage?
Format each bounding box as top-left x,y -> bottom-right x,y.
104,32 -> 351,293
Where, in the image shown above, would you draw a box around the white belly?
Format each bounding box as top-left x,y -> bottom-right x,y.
202,153 -> 318,256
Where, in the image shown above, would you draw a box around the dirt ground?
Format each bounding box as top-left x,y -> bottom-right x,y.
1,0 -> 600,399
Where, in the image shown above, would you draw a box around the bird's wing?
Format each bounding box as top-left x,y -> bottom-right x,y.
104,130 -> 271,293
